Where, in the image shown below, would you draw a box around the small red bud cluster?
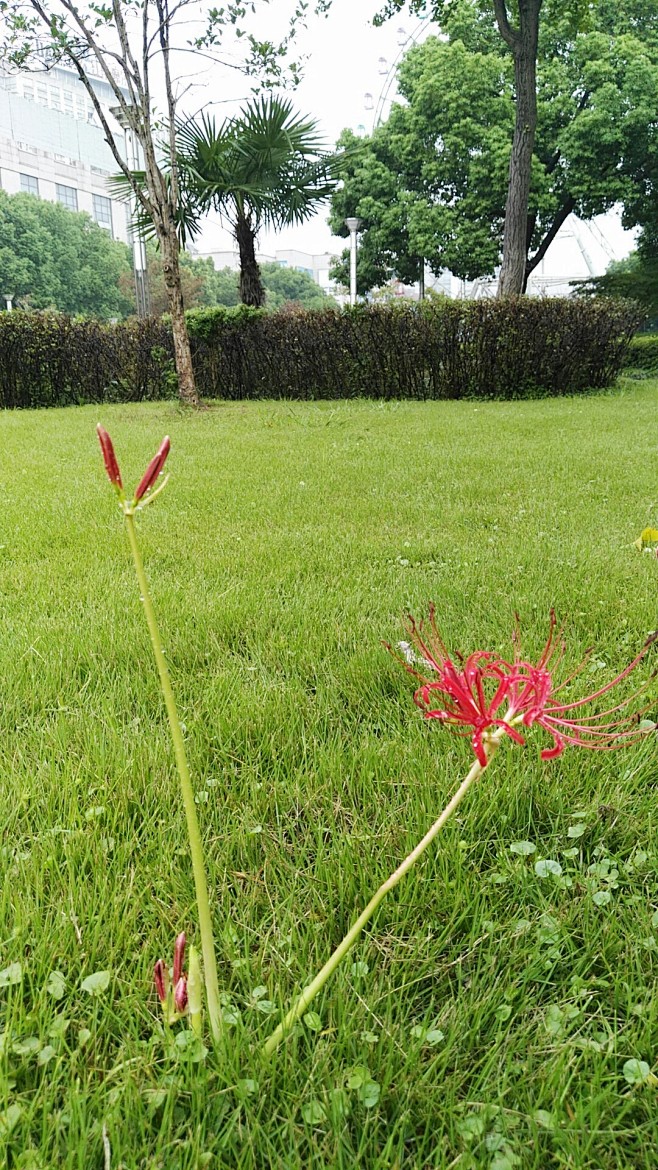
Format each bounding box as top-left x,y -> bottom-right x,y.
154,932 -> 189,1024
97,425 -> 170,509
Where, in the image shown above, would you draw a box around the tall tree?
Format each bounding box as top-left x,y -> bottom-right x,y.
0,0 -> 325,402
373,0 -> 596,295
331,9 -> 658,294
491,0 -> 540,296
173,97 -> 344,307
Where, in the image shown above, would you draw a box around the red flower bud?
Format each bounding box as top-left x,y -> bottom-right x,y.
154,959 -> 167,1004
173,931 -> 186,986
174,976 -> 188,1013
134,436 -> 171,502
97,424 -> 123,489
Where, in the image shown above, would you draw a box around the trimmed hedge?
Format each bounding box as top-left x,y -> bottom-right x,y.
624,333 -> 658,371
0,298 -> 640,409
0,312 -> 172,410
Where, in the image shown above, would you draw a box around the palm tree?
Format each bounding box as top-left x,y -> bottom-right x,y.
175,96 -> 345,307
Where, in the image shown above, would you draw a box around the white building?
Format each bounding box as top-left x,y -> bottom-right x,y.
0,61 -> 130,244
199,247 -> 339,295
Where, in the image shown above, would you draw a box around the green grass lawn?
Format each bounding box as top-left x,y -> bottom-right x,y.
3,381 -> 658,1168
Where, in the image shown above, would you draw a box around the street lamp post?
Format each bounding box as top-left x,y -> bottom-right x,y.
344,217 -> 362,307
110,106 -> 151,318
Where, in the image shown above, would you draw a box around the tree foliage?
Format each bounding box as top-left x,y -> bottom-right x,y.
573,251 -> 658,328
0,190 -> 134,318
257,262 -> 337,310
0,194 -> 332,318
331,0 -> 658,294
133,253 -> 336,314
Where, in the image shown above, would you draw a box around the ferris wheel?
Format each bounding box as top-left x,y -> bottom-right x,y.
361,15 -> 432,134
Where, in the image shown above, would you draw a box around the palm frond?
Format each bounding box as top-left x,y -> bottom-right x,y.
107,166 -> 203,248
174,94 -> 349,233
111,96 -> 358,250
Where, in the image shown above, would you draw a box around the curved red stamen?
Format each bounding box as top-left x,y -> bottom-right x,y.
392,609 -> 656,765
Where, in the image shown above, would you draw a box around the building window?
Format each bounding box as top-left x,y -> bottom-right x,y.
56,184 -> 78,211
92,194 -> 113,233
50,86 -> 61,110
22,81 -> 34,101
20,173 -> 39,197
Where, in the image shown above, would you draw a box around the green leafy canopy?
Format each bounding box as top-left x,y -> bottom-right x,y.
0,190 -> 133,318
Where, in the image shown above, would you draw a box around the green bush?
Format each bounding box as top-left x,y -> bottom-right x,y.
624,333 -> 658,371
0,298 -> 640,409
0,312 -> 173,409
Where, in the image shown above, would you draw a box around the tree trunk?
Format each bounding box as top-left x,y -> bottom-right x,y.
235,215 -> 266,307
497,0 -> 542,298
160,230 -> 199,406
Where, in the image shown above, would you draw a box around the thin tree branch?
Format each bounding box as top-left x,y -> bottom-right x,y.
525,194 -> 576,276
109,0 -> 142,94
26,0 -> 154,216
53,0 -> 138,117
145,0 -> 190,54
155,0 -> 179,210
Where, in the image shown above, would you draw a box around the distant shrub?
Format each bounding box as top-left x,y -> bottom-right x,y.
624,333 -> 658,371
0,298 -> 640,409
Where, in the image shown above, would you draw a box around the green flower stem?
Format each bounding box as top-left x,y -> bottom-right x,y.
124,512 -> 222,1047
263,730 -> 504,1058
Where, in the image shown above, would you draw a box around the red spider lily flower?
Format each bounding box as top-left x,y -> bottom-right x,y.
134,436 -> 171,502
392,607 -> 657,766
96,424 -> 122,490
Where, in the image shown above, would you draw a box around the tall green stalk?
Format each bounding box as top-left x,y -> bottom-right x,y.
124,514 -> 222,1046
263,730 -> 504,1058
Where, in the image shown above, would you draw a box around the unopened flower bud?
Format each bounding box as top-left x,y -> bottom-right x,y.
97,424 -> 123,489
173,931 -> 186,987
154,959 -> 167,1005
174,976 -> 188,1013
134,436 -> 171,502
